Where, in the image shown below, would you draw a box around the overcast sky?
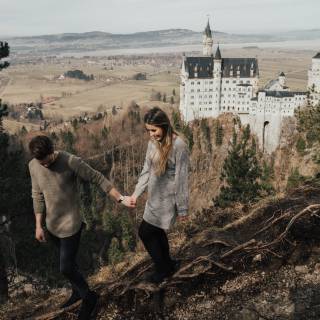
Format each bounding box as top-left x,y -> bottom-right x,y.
0,0 -> 319,37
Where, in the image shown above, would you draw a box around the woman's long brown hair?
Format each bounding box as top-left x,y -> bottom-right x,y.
144,107 -> 176,176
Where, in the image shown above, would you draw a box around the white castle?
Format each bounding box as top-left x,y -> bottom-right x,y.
179,21 -> 320,153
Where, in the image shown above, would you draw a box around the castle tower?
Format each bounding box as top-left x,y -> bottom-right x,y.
202,20 -> 213,56
279,72 -> 286,88
308,52 -> 320,93
213,46 -> 222,114
308,52 -> 320,106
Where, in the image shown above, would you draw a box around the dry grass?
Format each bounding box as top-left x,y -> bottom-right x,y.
0,47 -> 313,125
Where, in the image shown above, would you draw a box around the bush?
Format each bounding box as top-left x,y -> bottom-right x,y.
296,136 -> 306,155
286,167 -> 307,191
64,70 -> 94,81
132,73 -> 146,80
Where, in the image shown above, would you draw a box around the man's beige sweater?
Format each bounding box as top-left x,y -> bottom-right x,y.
28,151 -> 113,238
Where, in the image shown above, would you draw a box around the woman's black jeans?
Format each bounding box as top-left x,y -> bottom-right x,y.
138,219 -> 174,275
48,223 -> 89,298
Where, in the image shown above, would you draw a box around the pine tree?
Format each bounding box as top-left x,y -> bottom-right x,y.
0,100 -> 8,134
215,125 -> 262,207
162,93 -> 167,103
108,237 -> 123,266
61,130 -> 76,153
0,42 -> 10,304
215,120 -> 224,146
0,42 -> 9,71
200,118 -> 211,152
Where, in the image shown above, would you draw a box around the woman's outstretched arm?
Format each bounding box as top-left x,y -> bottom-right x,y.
132,142 -> 152,200
174,141 -> 190,217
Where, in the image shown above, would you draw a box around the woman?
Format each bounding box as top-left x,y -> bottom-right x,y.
131,107 -> 189,284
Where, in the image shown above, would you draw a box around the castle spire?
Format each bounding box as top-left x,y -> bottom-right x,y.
204,19 -> 212,38
202,18 -> 213,56
215,45 -> 221,60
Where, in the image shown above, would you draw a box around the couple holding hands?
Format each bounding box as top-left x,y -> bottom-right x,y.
28,107 -> 189,319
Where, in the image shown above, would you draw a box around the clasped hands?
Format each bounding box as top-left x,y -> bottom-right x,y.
120,195 -> 137,208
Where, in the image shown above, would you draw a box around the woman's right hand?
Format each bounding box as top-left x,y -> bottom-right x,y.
121,196 -> 136,208
130,195 -> 137,206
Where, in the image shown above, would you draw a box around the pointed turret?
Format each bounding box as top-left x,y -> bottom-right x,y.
214,45 -> 221,60
202,18 -> 213,56
313,52 -> 320,59
204,20 -> 212,38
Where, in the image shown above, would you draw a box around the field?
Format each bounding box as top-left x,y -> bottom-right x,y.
0,45 -> 316,133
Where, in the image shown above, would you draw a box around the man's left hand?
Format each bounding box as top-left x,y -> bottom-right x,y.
121,196 -> 136,208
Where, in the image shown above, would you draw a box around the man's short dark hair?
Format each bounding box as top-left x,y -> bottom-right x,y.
29,135 -> 54,160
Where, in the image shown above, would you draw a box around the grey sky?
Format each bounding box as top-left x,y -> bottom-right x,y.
0,0 -> 319,36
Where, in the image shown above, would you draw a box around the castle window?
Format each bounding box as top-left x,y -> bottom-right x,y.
191,89 -> 194,92
191,102 -> 194,105
210,81 -> 213,84
226,80 -> 229,83
197,89 -> 200,92
191,82 -> 194,85
197,81 -> 201,84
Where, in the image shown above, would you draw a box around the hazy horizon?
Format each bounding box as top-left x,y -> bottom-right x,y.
2,27 -> 320,39
1,0 -> 320,37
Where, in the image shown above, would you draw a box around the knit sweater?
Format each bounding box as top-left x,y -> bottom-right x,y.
133,136 -> 189,230
28,151 -> 113,238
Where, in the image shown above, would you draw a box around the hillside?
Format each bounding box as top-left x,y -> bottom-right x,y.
5,28 -> 320,56
1,105 -> 320,319
2,176 -> 320,320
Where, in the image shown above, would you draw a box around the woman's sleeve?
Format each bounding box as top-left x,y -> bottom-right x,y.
133,142 -> 152,198
174,142 -> 190,216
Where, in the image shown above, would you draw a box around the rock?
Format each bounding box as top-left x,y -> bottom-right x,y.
253,254 -> 262,263
215,295 -> 225,303
294,265 -> 309,274
240,308 -> 259,320
314,263 -> 320,274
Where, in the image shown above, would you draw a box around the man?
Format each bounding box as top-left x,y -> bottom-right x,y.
28,135 -> 134,320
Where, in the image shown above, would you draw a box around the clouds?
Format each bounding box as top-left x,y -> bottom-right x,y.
0,0 -> 319,36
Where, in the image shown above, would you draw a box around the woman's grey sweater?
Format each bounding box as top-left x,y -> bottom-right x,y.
133,136 -> 189,230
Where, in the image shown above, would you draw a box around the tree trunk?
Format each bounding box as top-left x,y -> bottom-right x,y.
0,249 -> 8,305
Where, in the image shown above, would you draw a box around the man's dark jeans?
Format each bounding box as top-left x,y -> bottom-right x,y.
48,223 -> 89,298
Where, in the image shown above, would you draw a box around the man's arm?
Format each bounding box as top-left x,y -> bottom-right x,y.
67,153 -> 134,206
35,213 -> 46,242
29,163 -> 46,242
